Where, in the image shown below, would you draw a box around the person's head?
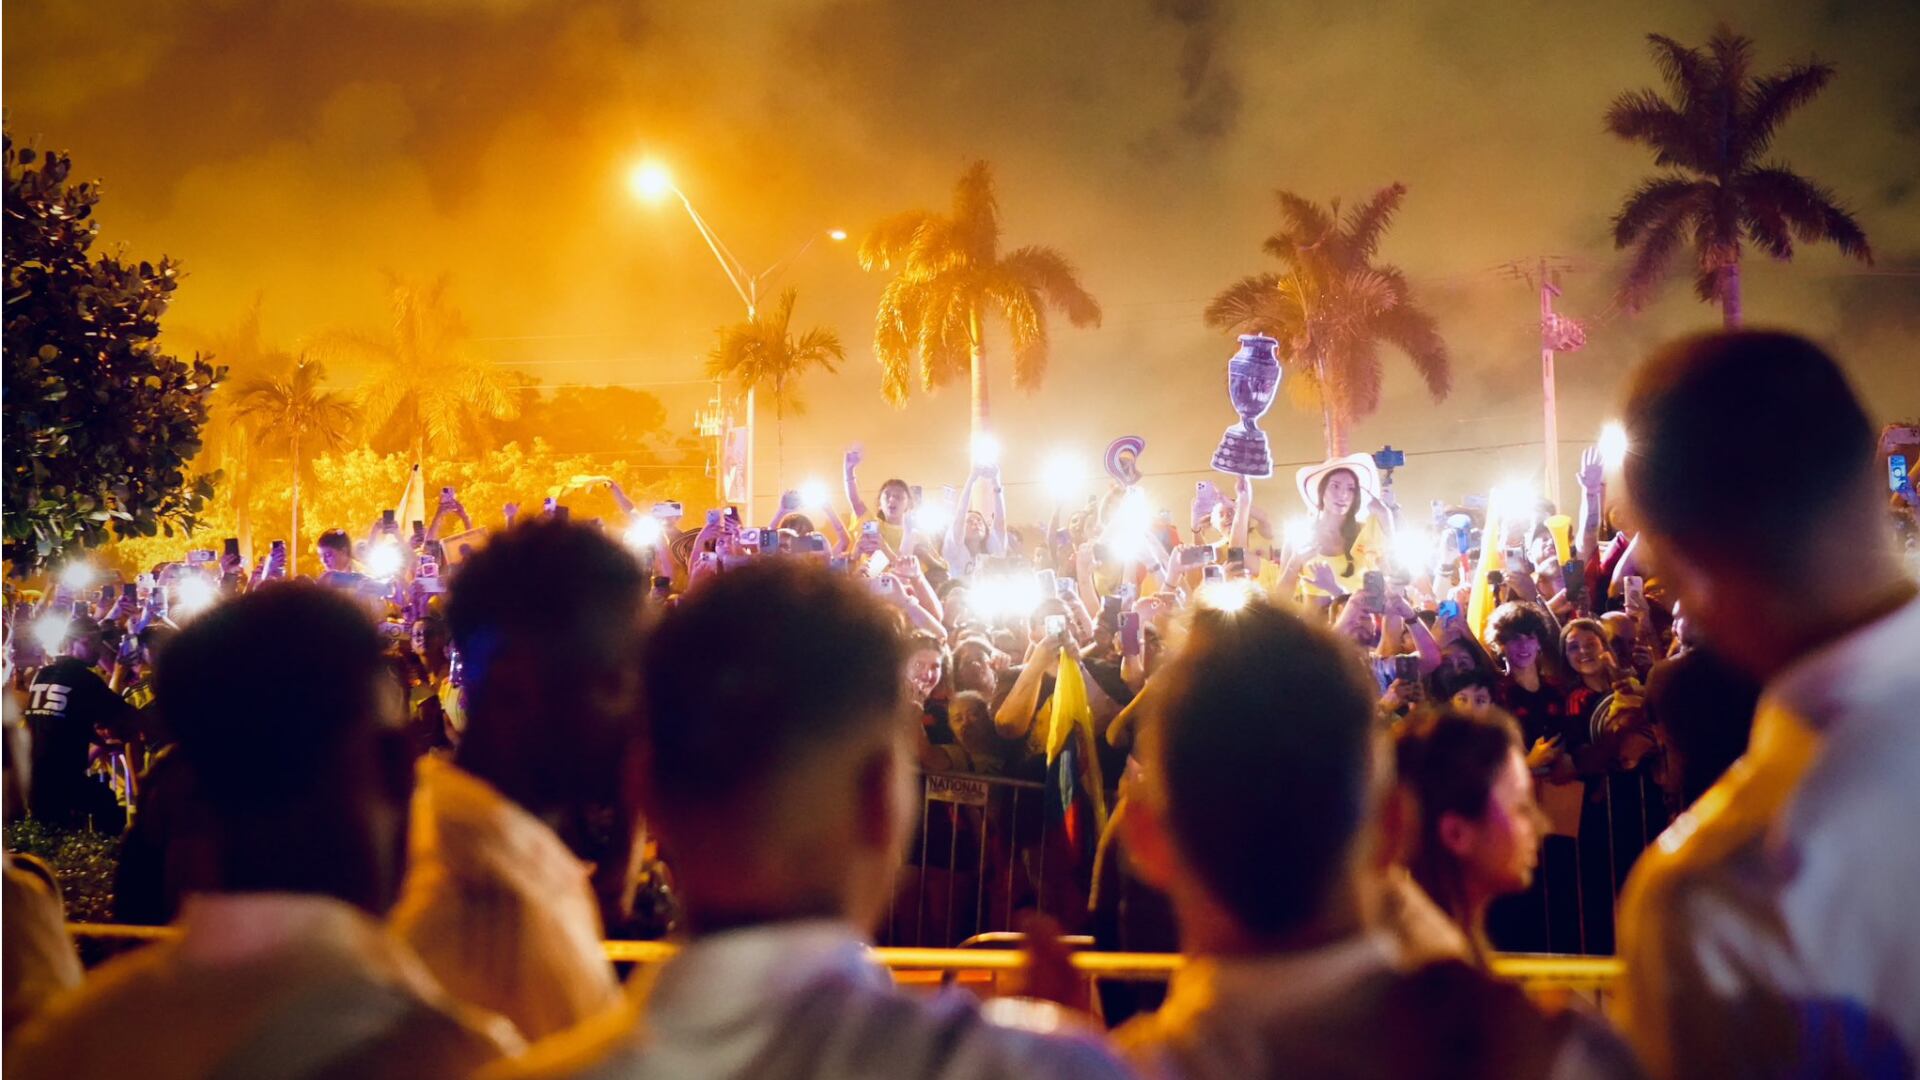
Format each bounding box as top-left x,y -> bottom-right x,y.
63,614 -> 107,666
641,559 -> 910,934
156,582 -> 411,913
1439,632 -> 1495,679
962,510 -> 989,547
1124,600 -> 1379,953
317,529 -> 353,572
410,612 -> 450,668
1557,613 -> 1601,667
947,690 -> 999,762
1622,331 -> 1905,677
1435,667 -> 1496,718
903,631 -> 947,706
1485,602 -> 1554,675
1319,468 -> 1361,521
1393,707 -> 1542,948
877,478 -> 912,524
952,637 -> 998,698
446,519 -> 647,814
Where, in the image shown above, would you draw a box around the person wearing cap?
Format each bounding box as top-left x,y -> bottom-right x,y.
1286,453 -> 1396,601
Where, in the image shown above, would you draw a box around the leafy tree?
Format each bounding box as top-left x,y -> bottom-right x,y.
312,274 -> 517,469
706,287 -> 844,482
232,358 -> 358,576
1605,26 -> 1872,325
859,162 -> 1101,441
3,134 -> 223,576
1205,183 -> 1449,457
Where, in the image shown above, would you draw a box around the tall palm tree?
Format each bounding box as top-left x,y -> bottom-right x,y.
859,162 -> 1101,442
312,274 -> 517,470
706,287 -> 844,483
1605,26 -> 1872,326
189,298 -> 287,560
232,358 -> 358,576
1205,183 -> 1449,457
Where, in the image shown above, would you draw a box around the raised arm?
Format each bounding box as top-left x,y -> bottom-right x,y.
1574,446 -> 1603,564
1232,474 -> 1257,573
843,447 -> 870,522
948,467 -> 982,553
994,639 -> 1057,739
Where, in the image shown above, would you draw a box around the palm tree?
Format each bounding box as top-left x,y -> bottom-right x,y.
1605,26 -> 1872,326
706,287 -> 844,483
1205,183 -> 1449,457
190,298 -> 286,560
312,275 -> 517,470
232,358 -> 358,576
859,162 -> 1101,441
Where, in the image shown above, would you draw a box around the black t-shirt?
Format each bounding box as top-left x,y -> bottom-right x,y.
24,658 -> 132,830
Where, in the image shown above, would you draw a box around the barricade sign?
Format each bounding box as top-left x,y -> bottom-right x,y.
926,774 -> 990,806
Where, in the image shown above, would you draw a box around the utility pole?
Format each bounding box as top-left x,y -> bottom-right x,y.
1496,256 -> 1587,511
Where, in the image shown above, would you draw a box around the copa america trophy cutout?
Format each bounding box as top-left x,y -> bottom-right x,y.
1211,333 -> 1282,477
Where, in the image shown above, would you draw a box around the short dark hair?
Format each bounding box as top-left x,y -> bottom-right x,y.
446,519 -> 646,681
1624,330 -> 1873,569
1393,706 -> 1523,933
1485,602 -> 1554,649
156,583 -> 389,812
1433,665 -> 1495,701
643,559 -> 907,814
317,529 -> 352,554
1148,600 -> 1379,937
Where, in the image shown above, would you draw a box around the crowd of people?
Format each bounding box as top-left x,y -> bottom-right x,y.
3,329 -> 1918,1078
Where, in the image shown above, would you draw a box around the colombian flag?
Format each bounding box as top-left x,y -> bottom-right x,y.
1046,646 -> 1109,853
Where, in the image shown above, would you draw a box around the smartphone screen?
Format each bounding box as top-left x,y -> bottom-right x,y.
223,537 -> 240,559
1120,611 -> 1142,657
1892,454 -> 1910,493
1393,654 -> 1419,683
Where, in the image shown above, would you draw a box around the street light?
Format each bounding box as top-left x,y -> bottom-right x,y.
630,156 -> 847,520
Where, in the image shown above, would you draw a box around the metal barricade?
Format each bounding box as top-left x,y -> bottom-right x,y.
884,772 -> 1066,949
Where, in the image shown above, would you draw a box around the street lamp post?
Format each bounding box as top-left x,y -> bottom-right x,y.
630,161 -> 842,521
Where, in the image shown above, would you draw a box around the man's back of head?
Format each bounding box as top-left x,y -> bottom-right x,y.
155,582 -> 407,913
445,518 -> 647,813
1621,329 -> 1910,675
1138,600 -> 1380,944
642,557 -> 909,933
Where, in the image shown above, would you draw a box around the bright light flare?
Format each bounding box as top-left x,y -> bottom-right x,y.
912,501 -> 953,537
1284,516 -> 1313,551
367,539 -> 405,581
1101,488 -> 1153,564
799,479 -> 831,509
1489,480 -> 1536,522
1197,579 -> 1259,613
971,573 -> 1044,621
1391,527 -> 1433,572
1599,421 -> 1630,470
32,613 -> 71,653
970,432 -> 1001,469
173,575 -> 218,619
1042,452 -> 1084,503
828,229 -> 848,242
628,161 -> 674,202
625,516 -> 665,549
58,562 -> 98,592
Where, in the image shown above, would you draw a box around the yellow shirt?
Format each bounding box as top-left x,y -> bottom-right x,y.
1298,515 -> 1387,597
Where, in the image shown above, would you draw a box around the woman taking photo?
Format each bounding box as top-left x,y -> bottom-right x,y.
1390,707 -> 1548,964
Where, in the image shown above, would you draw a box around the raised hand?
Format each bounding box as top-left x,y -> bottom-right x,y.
1578,446 -> 1604,493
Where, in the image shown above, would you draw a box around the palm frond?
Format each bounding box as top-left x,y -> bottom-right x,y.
1612,176 -> 1708,245
1645,34 -> 1712,112
950,161 -> 1001,266
1340,183 -> 1407,266
1738,166 -> 1873,262
1603,91 -> 1698,168
1203,273 -> 1286,334
1273,191 -> 1334,245
1615,210 -> 1692,313
1000,245 -> 1101,328
859,210 -> 936,272
1374,303 -> 1451,402
1739,60 -> 1834,160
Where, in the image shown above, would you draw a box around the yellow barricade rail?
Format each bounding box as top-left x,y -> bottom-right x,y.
66,923 -> 1619,993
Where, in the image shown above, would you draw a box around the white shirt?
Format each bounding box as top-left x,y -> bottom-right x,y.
1116,934 -> 1636,1080
496,919 -> 1131,1080
1616,594 -> 1920,1077
391,756 -> 622,1041
6,892 -> 519,1080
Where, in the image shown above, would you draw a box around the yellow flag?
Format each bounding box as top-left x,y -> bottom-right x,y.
1046,646 -> 1109,828
1467,501 -> 1504,642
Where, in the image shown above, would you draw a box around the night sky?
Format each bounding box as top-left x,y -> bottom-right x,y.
6,0 -> 1917,517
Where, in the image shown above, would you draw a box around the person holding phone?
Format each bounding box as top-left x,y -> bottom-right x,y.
1287,454 -> 1394,605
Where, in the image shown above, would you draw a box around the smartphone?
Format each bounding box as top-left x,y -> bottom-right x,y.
1562,557 -> 1588,608
1892,454 -> 1911,493
828,555 -> 850,573
1036,568 -> 1058,595
1202,565 -> 1226,584
862,521 -> 880,538
1117,581 -> 1138,602
653,501 -> 683,518
1437,599 -> 1461,623
725,507 -> 741,525
759,528 -> 779,549
1362,570 -> 1386,604
806,534 -> 828,553
416,557 -> 439,579
187,549 -> 215,566
1044,614 -> 1068,638
1624,575 -> 1646,610
1227,546 -> 1246,565
121,583 -> 137,601
650,575 -> 673,592
1503,547 -> 1526,575
1176,546 -> 1213,569
1393,654 -> 1420,684
412,521 -> 426,542
222,537 -> 240,560
271,539 -> 286,557
1056,578 -> 1078,600
382,509 -> 397,528
1120,611 -> 1142,657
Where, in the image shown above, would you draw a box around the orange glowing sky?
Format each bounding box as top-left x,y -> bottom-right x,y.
6,0 -> 1917,520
